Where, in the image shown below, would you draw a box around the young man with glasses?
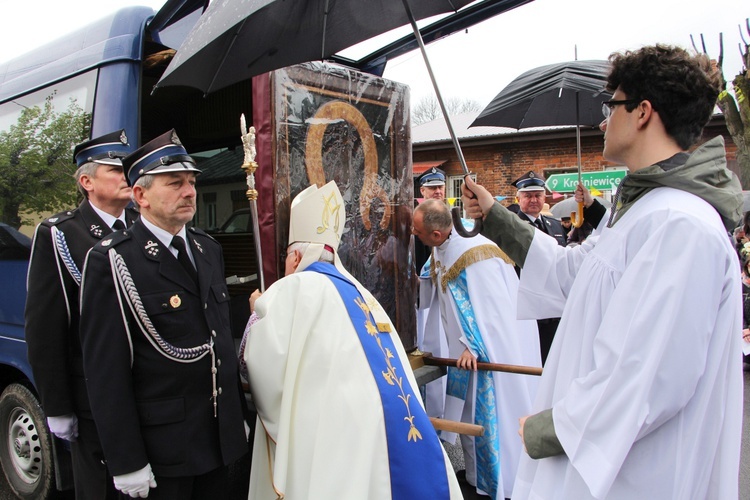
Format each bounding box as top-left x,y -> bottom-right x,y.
461,44 -> 742,499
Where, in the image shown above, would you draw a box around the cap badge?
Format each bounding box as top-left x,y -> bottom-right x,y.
119,130 -> 128,145
145,240 -> 160,257
169,294 -> 182,308
170,130 -> 182,146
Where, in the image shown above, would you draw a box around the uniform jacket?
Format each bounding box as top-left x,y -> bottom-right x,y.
25,199 -> 138,418
516,212 -> 568,247
79,219 -> 248,477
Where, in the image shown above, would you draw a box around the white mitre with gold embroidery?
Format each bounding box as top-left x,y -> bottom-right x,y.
289,181 -> 343,251
289,181 -> 393,332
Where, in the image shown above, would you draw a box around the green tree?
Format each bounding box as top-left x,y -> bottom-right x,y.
0,93 -> 91,229
693,21 -> 750,187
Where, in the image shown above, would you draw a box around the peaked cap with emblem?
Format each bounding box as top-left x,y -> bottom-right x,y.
288,181 -> 344,252
73,129 -> 132,167
512,170 -> 547,192
417,167 -> 446,187
122,129 -> 201,186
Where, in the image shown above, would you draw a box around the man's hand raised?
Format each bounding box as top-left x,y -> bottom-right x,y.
461,176 -> 495,219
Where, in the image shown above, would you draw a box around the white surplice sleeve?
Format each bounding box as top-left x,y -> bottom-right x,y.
545,213 -> 737,498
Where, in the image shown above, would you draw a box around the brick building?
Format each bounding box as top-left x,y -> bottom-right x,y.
412,111 -> 739,207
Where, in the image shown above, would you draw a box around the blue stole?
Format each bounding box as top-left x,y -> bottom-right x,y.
445,270 -> 500,500
306,262 -> 450,500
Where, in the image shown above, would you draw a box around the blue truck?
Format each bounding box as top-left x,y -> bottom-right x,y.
0,224 -> 66,497
0,1 -> 517,496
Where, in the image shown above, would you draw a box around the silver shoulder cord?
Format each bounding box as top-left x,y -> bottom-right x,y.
107,247 -> 220,417
51,226 -> 81,285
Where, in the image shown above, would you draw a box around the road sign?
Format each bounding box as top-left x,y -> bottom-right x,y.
546,170 -> 627,192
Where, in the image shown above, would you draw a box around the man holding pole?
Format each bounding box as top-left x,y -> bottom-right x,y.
412,199 -> 540,500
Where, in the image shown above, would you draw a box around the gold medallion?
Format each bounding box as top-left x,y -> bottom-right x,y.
169,294 -> 182,308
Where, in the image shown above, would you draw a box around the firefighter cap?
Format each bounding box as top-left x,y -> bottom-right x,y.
512,171 -> 546,192
418,167 -> 446,187
122,129 -> 201,186
73,130 -> 132,167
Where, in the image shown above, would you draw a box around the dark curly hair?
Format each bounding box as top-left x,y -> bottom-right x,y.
606,44 -> 722,149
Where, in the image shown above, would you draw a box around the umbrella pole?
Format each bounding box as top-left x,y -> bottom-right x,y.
400,0 -> 481,238
240,114 -> 265,292
570,92 -> 585,228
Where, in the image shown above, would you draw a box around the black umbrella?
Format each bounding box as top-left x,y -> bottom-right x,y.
155,0 -> 524,236
157,0 -> 478,95
471,60 -> 612,226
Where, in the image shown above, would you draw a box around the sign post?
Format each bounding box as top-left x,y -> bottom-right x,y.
546,170 -> 627,193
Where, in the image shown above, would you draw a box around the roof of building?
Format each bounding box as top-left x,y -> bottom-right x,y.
195,147 -> 245,186
411,111 -> 577,145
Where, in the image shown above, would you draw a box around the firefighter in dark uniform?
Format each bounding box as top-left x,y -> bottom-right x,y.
25,130 -> 136,499
79,130 -> 248,499
414,167 -> 446,272
512,171 -> 567,365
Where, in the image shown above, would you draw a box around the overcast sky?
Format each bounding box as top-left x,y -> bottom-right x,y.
0,0 -> 746,109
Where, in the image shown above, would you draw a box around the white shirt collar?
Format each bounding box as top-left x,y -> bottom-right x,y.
89,202 -> 125,229
521,211 -> 539,223
140,216 -> 191,259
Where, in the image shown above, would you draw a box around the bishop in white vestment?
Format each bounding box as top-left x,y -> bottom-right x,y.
245,182 -> 463,499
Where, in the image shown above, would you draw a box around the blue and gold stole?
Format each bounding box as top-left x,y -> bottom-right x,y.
306,262 -> 450,500
445,270 -> 500,500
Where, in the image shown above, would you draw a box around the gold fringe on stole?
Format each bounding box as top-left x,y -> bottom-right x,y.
433,244 -> 515,293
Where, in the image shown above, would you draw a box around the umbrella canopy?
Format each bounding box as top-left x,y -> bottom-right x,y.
550,196 -> 611,219
156,0 -> 478,94
471,60 -> 612,129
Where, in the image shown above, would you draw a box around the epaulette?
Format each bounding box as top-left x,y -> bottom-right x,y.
41,209 -> 77,227
92,230 -> 132,253
188,225 -> 217,243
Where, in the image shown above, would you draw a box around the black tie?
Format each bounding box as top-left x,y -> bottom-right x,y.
534,218 -> 547,233
112,219 -> 126,231
171,236 -> 198,285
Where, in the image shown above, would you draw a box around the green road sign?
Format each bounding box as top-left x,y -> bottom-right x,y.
546,170 -> 627,192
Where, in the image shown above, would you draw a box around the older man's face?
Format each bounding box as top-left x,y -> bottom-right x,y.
517,190 -> 545,218
420,184 -> 445,201
136,172 -> 197,233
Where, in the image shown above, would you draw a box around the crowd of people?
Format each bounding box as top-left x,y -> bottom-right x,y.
23,43 -> 745,500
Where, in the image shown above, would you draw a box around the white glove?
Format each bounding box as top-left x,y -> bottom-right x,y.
46,414 -> 78,441
113,464 -> 157,498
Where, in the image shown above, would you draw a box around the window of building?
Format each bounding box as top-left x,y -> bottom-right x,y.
231,190 -> 248,212
447,174 -> 476,217
203,192 -> 217,229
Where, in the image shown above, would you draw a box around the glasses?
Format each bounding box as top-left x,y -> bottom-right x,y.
602,99 -> 641,119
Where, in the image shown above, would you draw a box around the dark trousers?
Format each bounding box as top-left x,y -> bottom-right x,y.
118,465 -> 230,500
71,417 -> 118,500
